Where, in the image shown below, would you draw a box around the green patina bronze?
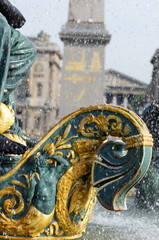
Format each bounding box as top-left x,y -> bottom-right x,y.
0,8 -> 36,137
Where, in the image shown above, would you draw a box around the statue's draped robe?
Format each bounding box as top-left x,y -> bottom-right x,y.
0,13 -> 36,133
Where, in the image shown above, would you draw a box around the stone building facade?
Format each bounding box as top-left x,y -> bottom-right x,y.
104,69 -> 147,108
15,32 -> 62,137
14,37 -> 147,138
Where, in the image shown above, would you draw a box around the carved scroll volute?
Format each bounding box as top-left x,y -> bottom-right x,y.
91,106 -> 153,211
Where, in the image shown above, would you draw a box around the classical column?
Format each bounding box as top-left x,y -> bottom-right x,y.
123,95 -> 128,108
112,95 -> 117,105
59,0 -> 111,117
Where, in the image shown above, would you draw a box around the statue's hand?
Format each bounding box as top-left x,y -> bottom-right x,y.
49,154 -> 71,167
0,0 -> 26,28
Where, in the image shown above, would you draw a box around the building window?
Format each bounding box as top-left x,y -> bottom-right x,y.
17,108 -> 22,115
18,119 -> 23,129
37,82 -> 43,96
117,94 -> 124,105
56,108 -> 59,117
34,63 -> 44,78
106,93 -> 113,104
35,63 -> 44,73
17,81 -> 30,100
34,116 -> 41,129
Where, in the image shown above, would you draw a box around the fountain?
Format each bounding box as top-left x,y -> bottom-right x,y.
0,104 -> 153,240
0,1 -> 153,240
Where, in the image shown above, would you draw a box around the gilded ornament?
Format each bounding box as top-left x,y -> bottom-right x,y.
77,113 -> 131,138
0,103 -> 14,133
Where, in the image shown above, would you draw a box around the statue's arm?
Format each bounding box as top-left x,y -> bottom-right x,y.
49,154 -> 71,167
0,0 -> 26,28
26,176 -> 38,204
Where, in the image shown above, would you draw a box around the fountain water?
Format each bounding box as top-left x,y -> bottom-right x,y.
82,199 -> 159,240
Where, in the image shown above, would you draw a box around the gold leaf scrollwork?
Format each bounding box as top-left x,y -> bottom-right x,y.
73,139 -> 102,161
18,174 -> 31,189
67,150 -> 79,165
0,186 -> 24,217
123,124 -> 131,136
77,114 -> 131,138
0,179 -> 55,237
0,205 -> 55,237
9,180 -> 27,189
55,160 -> 96,236
62,124 -> 71,139
45,222 -> 64,237
43,124 -> 76,160
77,114 -> 102,137
43,143 -> 55,156
68,177 -> 93,221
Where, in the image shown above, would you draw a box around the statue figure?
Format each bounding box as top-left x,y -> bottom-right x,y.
0,0 -> 36,154
0,2 -> 153,239
26,151 -> 71,215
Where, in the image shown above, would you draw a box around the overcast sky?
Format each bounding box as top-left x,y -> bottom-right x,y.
12,0 -> 159,84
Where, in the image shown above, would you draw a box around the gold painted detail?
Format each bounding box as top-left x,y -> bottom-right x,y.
9,173 -> 39,191
90,51 -> 101,72
30,172 -> 40,181
55,160 -> 96,236
64,50 -> 101,73
0,187 -> 24,217
77,114 -> 131,138
0,234 -> 82,240
42,124 -> 76,162
0,178 -> 54,237
9,180 -> 27,189
0,103 -> 14,133
65,51 -> 85,72
73,139 -> 103,160
43,124 -> 75,159
77,88 -> 86,102
67,150 -> 78,165
64,74 -> 95,84
68,177 -> 93,219
45,222 -> 64,237
18,174 -> 31,188
3,133 -> 26,146
64,74 -> 84,83
123,133 -> 153,148
0,204 -> 55,237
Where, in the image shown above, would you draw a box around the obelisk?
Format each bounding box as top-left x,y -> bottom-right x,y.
59,0 -> 111,117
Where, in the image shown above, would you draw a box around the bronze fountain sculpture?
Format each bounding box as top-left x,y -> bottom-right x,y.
0,1 -> 153,239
